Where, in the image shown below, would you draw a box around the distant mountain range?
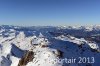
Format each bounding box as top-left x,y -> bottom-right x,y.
0,25 -> 100,66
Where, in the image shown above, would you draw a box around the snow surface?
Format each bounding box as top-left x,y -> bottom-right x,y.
0,25 -> 100,66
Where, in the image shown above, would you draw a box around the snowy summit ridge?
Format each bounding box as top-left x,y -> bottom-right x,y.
0,25 -> 100,66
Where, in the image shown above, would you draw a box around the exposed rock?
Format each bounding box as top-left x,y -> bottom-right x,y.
18,51 -> 34,66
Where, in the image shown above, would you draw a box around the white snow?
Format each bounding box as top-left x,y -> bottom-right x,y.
0,26 -> 100,66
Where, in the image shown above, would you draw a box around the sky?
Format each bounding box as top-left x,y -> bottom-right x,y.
0,0 -> 100,26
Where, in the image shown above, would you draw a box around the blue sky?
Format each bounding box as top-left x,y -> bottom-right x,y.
0,0 -> 100,26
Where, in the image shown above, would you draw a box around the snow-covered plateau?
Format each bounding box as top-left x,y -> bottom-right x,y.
0,25 -> 100,66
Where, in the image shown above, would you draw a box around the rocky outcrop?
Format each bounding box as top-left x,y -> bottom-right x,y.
18,51 -> 34,66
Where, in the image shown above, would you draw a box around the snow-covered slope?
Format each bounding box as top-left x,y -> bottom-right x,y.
0,25 -> 100,66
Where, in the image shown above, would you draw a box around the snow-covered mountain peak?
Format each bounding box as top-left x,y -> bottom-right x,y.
0,25 -> 100,66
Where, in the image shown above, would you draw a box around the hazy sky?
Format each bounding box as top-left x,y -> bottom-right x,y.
0,0 -> 100,26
